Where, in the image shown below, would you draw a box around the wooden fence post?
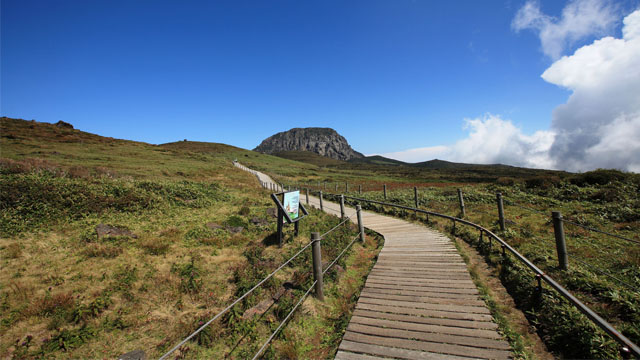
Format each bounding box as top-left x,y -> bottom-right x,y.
552,211 -> 568,270
277,207 -> 284,247
311,232 -> 324,301
458,189 -> 466,218
340,195 -> 345,219
319,191 -> 324,211
359,184 -> 362,194
383,184 -> 387,199
357,205 -> 365,243
305,188 -> 309,205
346,182 -> 349,193
497,193 -> 505,231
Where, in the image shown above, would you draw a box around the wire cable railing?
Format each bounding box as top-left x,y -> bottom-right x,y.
571,256 -> 640,293
248,172 -> 640,356
251,280 -> 317,360
159,187 -> 364,359
338,193 -> 640,357
158,240 -> 314,360
563,218 -> 640,245
320,211 -> 357,238
251,232 -> 361,359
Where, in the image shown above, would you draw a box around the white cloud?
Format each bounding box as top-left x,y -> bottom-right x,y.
542,8 -> 640,172
380,115 -> 556,169
378,7 -> 640,173
512,0 -> 618,59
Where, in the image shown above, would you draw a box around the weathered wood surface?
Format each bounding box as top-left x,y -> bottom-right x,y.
236,165 -> 512,359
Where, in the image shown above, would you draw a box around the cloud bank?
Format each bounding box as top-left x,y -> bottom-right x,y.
512,0 -> 618,59
381,5 -> 640,173
380,115 -> 555,168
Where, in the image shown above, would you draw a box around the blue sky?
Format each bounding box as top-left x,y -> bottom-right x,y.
2,1 -> 640,171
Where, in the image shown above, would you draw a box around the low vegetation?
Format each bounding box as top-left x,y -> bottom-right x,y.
0,118 -> 382,358
310,172 -> 639,359
3,116 -> 638,359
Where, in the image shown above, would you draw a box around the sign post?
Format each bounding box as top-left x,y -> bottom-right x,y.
271,190 -> 308,247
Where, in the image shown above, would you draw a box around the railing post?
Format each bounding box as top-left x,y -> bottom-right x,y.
311,232 -> 324,301
340,195 -> 345,219
358,184 -> 362,194
497,193 -> 505,231
383,184 -> 387,199
319,191 -> 324,211
552,211 -> 568,270
458,189 -> 465,218
305,188 -> 309,205
357,205 -> 365,243
414,186 -> 418,208
277,207 -> 284,247
345,182 -> 348,193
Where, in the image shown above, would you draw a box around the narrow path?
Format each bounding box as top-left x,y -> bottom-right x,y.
236,164 -> 512,359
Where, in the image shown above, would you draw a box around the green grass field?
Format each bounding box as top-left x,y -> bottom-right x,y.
0,117 -> 382,359
2,116 -> 639,359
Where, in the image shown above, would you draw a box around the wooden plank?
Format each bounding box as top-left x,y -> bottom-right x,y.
342,332 -> 511,360
373,265 -> 469,272
338,340 -> 471,360
356,300 -> 493,322
366,275 -> 476,287
347,322 -> 510,350
363,282 -> 479,295
358,295 -> 491,315
360,288 -> 485,307
363,285 -> 480,300
334,350 -> 385,360
365,278 -> 479,292
368,270 -> 471,280
353,308 -> 499,332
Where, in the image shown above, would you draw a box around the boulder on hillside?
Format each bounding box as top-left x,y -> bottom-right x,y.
95,224 -> 137,239
55,120 -> 73,129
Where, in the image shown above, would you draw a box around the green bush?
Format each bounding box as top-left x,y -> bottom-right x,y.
0,172 -> 228,236
570,169 -> 628,187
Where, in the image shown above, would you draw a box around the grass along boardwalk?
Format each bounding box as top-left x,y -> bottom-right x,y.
236,164 -> 512,360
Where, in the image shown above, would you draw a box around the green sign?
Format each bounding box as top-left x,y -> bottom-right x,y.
283,190 -> 300,220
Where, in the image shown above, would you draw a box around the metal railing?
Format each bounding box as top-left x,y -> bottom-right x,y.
305,189 -> 640,358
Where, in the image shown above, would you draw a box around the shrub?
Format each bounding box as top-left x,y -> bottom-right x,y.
171,256 -> 203,294
225,215 -> 247,228
139,237 -> 170,255
82,243 -> 122,258
496,177 -> 516,186
570,169 -> 628,187
524,176 -> 561,189
3,242 -> 22,259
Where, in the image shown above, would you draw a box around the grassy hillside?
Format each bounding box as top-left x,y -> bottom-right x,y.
0,117 -> 382,359
308,174 -> 640,359
3,116 -> 638,358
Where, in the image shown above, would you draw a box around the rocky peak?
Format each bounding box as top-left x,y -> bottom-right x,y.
254,127 -> 364,161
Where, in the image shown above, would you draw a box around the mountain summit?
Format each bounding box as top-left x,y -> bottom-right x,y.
254,127 -> 364,161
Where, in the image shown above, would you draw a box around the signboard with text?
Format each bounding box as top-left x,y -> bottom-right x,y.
283,190 -> 300,221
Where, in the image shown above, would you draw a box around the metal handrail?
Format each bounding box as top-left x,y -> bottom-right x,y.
337,194 -> 640,357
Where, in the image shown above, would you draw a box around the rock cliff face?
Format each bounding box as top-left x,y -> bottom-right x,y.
254,128 -> 364,161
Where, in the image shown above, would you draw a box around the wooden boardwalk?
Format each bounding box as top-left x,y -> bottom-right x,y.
236,164 -> 512,359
